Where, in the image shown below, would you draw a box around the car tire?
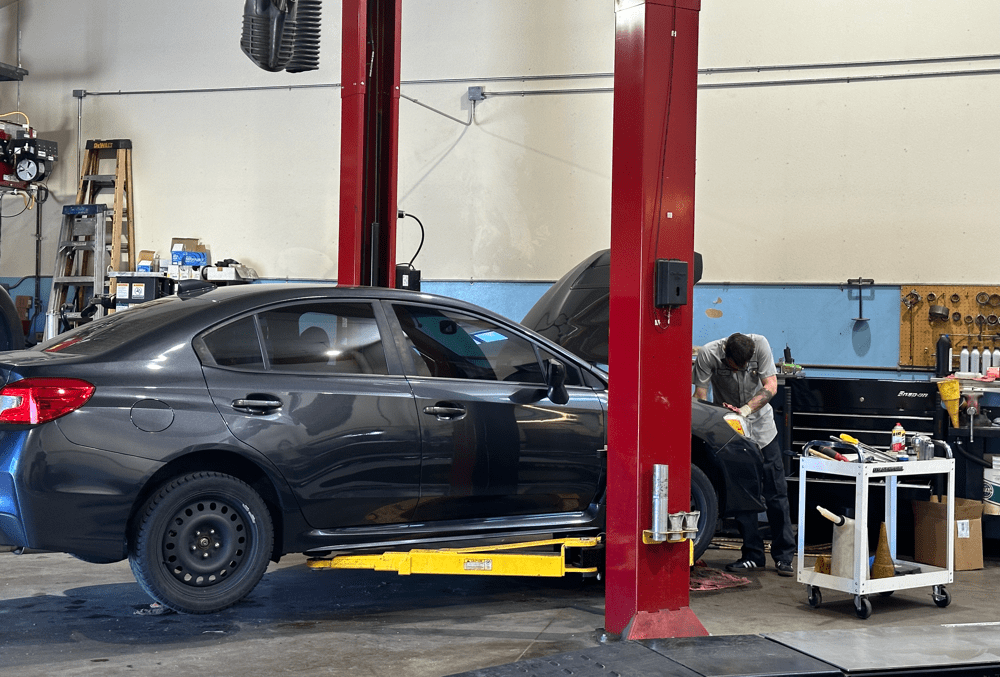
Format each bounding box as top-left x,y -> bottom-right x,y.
128,472 -> 273,614
690,464 -> 718,562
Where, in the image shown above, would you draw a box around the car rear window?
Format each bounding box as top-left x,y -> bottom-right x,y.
39,297 -> 196,356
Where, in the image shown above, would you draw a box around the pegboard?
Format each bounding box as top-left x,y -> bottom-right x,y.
899,285 -> 1000,368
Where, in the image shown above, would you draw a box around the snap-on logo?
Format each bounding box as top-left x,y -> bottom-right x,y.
897,391 -> 929,398
874,466 -> 904,473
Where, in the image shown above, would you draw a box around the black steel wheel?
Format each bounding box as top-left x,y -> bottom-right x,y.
933,585 -> 951,608
690,464 -> 719,562
129,472 -> 273,614
855,595 -> 872,619
806,585 -> 821,608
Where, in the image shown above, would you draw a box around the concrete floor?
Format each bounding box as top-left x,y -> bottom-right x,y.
1,542 -> 998,677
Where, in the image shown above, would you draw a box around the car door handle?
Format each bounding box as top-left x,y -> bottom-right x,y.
232,397 -> 283,414
423,404 -> 466,420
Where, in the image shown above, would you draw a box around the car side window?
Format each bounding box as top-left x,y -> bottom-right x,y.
258,302 -> 389,375
393,305 -> 544,383
201,316 -> 265,369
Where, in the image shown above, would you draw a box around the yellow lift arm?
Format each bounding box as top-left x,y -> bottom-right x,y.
307,536 -> 602,578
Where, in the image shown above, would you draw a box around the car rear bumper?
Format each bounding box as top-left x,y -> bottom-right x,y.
0,424 -> 164,561
0,471 -> 26,546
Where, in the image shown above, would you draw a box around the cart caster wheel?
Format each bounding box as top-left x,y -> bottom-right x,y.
879,590 -> 894,598
932,586 -> 951,608
806,585 -> 821,608
854,595 -> 872,619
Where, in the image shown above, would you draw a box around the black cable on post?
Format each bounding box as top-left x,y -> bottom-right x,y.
403,212 -> 424,269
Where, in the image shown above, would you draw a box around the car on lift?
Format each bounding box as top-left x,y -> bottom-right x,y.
0,279 -> 761,614
0,282 -> 617,613
521,249 -> 767,556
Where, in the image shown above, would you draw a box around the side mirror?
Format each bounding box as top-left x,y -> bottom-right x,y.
546,359 -> 569,405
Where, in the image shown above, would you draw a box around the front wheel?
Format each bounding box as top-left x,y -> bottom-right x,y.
690,464 -> 719,562
128,472 -> 274,614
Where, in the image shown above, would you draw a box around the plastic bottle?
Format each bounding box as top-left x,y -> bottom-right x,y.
971,347 -> 981,374
891,422 -> 906,452
935,334 -> 952,377
960,347 -> 970,373
817,506 -> 864,579
993,348 -> 1000,372
984,349 -> 993,375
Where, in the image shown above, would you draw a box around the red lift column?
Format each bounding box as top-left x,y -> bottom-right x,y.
605,0 -> 707,639
338,0 -> 402,287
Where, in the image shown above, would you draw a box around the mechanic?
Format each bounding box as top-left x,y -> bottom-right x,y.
693,332 -> 795,577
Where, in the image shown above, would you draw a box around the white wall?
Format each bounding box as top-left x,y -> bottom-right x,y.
0,1 -> 996,284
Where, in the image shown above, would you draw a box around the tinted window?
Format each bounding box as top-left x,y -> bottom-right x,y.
394,305 -> 543,382
258,302 -> 388,375
201,316 -> 264,368
40,297 -> 186,355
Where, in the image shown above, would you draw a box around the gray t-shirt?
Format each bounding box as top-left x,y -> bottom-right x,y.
692,334 -> 777,446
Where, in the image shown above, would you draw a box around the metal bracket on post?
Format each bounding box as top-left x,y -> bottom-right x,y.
642,464 -> 700,544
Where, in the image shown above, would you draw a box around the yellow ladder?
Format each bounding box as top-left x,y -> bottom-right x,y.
75,139 -> 136,273
307,537 -> 603,578
44,140 -> 135,338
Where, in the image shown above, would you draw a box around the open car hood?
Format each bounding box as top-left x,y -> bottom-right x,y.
523,249 -> 701,366
522,250 -> 611,366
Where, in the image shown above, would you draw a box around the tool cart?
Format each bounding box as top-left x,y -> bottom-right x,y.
796,455 -> 955,618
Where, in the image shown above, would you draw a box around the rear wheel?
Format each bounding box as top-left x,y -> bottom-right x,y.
690,464 -> 718,562
128,472 -> 273,614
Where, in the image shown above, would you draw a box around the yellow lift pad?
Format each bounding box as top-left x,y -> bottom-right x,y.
307,536 -> 602,578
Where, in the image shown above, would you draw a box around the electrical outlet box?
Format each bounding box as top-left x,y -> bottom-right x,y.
655,259 -> 688,308
395,264 -> 421,291
468,86 -> 485,101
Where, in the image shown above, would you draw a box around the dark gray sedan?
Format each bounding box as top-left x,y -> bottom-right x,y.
0,284 -> 608,613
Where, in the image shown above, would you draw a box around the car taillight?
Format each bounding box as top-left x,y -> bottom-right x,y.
0,378 -> 95,424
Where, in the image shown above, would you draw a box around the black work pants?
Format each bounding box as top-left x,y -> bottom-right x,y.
734,436 -> 795,565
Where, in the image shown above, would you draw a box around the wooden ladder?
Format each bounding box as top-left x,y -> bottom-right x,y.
44,139 -> 136,339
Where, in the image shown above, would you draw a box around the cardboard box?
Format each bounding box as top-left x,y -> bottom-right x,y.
137,250 -> 157,273
912,497 -> 984,570
170,238 -> 212,267
166,264 -> 195,281
14,295 -> 30,321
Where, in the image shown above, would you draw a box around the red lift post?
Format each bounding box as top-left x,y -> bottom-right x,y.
338,0 -> 706,639
338,0 -> 402,288
605,0 -> 707,639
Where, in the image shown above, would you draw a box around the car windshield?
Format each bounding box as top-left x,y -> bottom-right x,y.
38,296 -> 200,356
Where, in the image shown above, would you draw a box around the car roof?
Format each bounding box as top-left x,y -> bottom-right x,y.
36,283 -> 553,360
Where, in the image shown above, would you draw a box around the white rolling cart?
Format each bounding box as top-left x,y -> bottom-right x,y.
796,456 -> 955,618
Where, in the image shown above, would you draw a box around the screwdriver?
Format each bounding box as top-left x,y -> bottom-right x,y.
838,433 -> 895,462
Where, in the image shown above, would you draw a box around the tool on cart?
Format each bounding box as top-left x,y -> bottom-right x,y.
802,440 -> 850,462
836,434 -> 896,462
871,523 -> 894,579
816,506 -> 861,579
